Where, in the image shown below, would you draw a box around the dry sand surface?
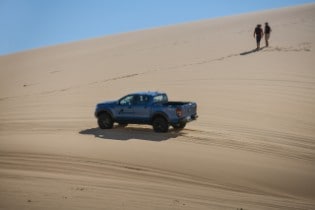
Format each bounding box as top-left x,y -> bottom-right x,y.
1,3 -> 315,210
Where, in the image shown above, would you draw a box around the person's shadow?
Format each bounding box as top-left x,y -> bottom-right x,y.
240,47 -> 265,55
79,126 -> 182,141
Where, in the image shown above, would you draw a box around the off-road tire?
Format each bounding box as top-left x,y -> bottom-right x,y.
152,117 -> 169,133
172,122 -> 186,130
98,113 -> 114,129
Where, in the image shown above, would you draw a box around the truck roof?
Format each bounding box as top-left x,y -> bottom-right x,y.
129,91 -> 166,96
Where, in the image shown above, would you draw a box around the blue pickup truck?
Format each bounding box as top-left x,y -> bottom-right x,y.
95,91 -> 197,132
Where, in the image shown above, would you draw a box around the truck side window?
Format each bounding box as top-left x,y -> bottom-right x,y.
134,95 -> 149,105
153,94 -> 168,103
119,95 -> 134,105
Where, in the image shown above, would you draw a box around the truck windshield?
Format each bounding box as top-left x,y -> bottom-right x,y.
153,94 -> 168,104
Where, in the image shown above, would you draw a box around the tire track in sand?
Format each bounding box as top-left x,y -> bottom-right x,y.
0,152 -> 313,210
177,128 -> 315,163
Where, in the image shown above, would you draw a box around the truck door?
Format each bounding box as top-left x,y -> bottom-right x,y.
115,94 -> 135,122
133,94 -> 151,123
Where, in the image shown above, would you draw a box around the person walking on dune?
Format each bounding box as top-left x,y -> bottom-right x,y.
253,24 -> 264,50
264,22 -> 272,47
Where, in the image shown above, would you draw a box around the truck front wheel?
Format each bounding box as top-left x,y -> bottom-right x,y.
98,113 -> 114,129
152,117 -> 169,133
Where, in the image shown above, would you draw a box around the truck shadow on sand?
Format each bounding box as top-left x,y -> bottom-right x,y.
79,127 -> 182,141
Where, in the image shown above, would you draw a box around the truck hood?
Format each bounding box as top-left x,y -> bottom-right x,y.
96,100 -> 118,107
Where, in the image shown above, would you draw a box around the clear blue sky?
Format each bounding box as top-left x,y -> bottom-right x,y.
0,0 -> 314,55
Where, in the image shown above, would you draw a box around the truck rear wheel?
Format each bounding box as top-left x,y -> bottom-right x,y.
172,122 -> 186,130
152,117 -> 169,133
98,113 -> 114,129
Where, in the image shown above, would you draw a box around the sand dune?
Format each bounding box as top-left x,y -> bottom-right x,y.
1,3 -> 315,210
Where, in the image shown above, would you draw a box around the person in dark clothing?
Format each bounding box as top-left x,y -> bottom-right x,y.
253,24 -> 264,50
264,22 -> 272,47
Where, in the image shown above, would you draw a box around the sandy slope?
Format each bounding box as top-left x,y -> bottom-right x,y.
1,3 -> 315,210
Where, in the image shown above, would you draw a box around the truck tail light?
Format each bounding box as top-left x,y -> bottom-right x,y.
176,107 -> 182,117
